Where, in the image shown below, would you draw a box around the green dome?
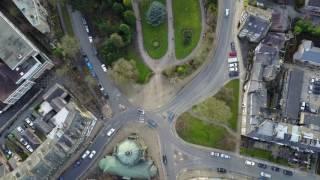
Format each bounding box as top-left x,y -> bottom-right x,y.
115,139 -> 142,166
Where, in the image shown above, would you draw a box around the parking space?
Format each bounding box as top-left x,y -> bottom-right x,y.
300,70 -> 320,112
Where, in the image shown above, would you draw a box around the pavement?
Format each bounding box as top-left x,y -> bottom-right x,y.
59,1 -> 320,180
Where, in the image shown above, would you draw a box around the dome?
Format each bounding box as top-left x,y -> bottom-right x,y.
115,139 -> 142,166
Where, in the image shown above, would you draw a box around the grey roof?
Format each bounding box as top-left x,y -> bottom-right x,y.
294,40 -> 320,64
0,61 -> 19,102
308,0 -> 320,7
238,15 -> 270,42
284,69 -> 304,120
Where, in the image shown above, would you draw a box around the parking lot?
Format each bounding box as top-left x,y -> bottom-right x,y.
300,69 -> 320,111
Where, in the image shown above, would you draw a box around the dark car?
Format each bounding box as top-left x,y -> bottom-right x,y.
271,166 -> 280,172
230,42 -> 236,52
73,160 -> 81,167
283,169 -> 293,176
148,120 -> 158,128
162,155 -> 167,165
217,168 -> 227,173
258,163 -> 267,169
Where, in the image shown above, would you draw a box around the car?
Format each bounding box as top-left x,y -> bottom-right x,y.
81,150 -> 90,159
229,51 -> 237,57
231,42 -> 236,52
73,160 -> 81,167
101,64 -> 107,72
26,145 -> 33,153
229,63 -> 235,68
89,150 -> 96,159
106,128 -> 115,137
217,168 -> 227,173
245,160 -> 255,166
85,25 -> 89,33
220,153 -> 230,159
162,155 -> 167,165
88,36 -> 93,43
225,9 -> 230,16
258,163 -> 267,169
98,84 -> 104,91
283,169 -> 293,176
139,115 -> 145,122
271,166 -> 280,172
20,138 -> 28,146
210,151 -> 220,157
147,120 -> 158,128
82,17 -> 87,25
25,118 -> 34,127
16,126 -> 24,133
260,172 -> 271,178
168,111 -> 175,122
229,67 -> 235,71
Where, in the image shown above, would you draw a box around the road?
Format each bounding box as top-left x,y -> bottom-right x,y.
60,1 -> 320,180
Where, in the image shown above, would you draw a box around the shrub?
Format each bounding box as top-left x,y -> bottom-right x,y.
146,1 -> 166,27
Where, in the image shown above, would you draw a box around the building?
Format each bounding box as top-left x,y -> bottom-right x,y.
238,14 -> 271,42
293,40 -> 320,67
0,12 -> 53,114
305,0 -> 320,16
12,0 -> 50,33
99,135 -> 157,179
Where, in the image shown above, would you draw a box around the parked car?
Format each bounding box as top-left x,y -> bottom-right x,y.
98,84 -> 104,91
88,36 -> 93,43
230,42 -> 236,52
26,145 -> 33,153
20,138 -> 28,146
89,150 -> 96,159
283,169 -> 293,176
101,64 -> 107,72
162,155 -> 167,165
138,108 -> 145,115
225,9 -> 230,16
217,168 -> 227,173
16,126 -> 24,133
258,163 -> 267,169
271,166 -> 280,172
210,151 -> 220,157
85,25 -> 89,33
245,160 -> 255,166
229,51 -> 237,57
260,172 -> 271,178
25,118 -> 34,127
81,150 -> 90,159
220,153 -> 230,159
73,160 -> 81,167
106,128 -> 115,137
82,17 -> 87,25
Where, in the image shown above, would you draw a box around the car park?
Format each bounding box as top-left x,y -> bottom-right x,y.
81,150 -> 90,159
220,153 -> 230,159
89,150 -> 96,159
283,169 -> 293,176
271,166 -> 280,172
101,64 -> 107,72
106,128 -> 115,137
217,168 -> 227,173
16,126 -> 24,133
245,160 -> 255,166
260,172 -> 271,178
258,163 -> 267,169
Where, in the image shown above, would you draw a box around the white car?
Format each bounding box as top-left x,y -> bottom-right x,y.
89,150 -> 96,159
225,9 -> 230,17
88,36 -> 93,43
20,138 -> 28,146
260,172 -> 271,178
26,145 -> 33,153
25,118 -> 34,127
17,126 -> 24,133
85,25 -> 89,33
210,152 -> 220,157
229,63 -> 235,68
245,160 -> 255,166
101,64 -> 107,72
81,150 -> 90,159
107,128 -> 115,137
220,153 -> 230,159
138,108 -> 145,115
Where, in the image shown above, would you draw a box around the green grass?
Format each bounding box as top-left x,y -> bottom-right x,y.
240,147 -> 290,166
223,80 -> 240,130
140,0 -> 168,59
176,112 -> 236,151
125,46 -> 153,84
173,0 -> 201,59
61,4 -> 74,36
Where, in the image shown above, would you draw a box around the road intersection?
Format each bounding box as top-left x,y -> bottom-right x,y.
60,0 -> 319,180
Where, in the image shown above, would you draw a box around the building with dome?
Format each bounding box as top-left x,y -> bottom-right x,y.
99,134 -> 157,179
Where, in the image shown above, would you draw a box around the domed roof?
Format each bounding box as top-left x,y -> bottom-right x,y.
115,139 -> 142,166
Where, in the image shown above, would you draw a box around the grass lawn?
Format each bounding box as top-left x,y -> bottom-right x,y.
240,147 -> 290,166
61,4 -> 74,36
140,0 -> 168,59
191,79 -> 240,131
176,112 -> 236,151
125,46 -> 153,84
173,0 -> 201,59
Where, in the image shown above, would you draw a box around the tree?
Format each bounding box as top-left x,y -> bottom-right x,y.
112,2 -> 124,14
123,10 -> 136,26
110,33 -> 125,48
119,23 -> 132,44
100,39 -> 121,65
58,35 -> 79,58
146,1 -> 166,26
110,58 -> 138,83
294,0 -> 305,9
123,0 -> 131,7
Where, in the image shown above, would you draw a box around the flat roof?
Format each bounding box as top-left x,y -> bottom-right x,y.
308,0 -> 320,7
285,69 -> 304,120
0,61 -> 19,102
0,12 -> 35,69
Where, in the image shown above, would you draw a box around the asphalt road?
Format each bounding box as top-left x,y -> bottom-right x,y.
60,1 -> 320,180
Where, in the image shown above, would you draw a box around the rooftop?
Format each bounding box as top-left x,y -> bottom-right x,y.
294,40 -> 320,65
307,0 -> 320,7
0,12 -> 36,69
238,14 -> 270,42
